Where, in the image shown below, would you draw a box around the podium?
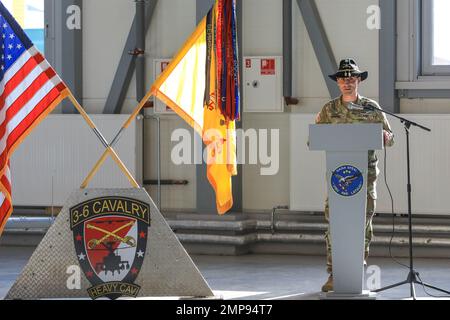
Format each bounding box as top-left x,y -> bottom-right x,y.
309,124 -> 383,298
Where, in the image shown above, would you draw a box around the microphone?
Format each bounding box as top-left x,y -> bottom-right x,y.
347,102 -> 365,111
347,102 -> 376,111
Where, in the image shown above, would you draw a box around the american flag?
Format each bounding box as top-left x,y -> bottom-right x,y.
0,3 -> 68,235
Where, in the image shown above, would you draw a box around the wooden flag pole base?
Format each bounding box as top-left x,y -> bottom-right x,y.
80,149 -> 109,188
66,93 -> 140,189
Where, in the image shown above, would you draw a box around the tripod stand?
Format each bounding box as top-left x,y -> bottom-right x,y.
365,105 -> 450,300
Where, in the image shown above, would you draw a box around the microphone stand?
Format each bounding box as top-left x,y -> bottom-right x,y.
364,104 -> 450,300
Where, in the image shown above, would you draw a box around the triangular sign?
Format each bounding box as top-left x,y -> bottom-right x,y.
6,189 -> 214,300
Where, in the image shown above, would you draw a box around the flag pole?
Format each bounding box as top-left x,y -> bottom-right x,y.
66,92 -> 140,188
80,90 -> 155,187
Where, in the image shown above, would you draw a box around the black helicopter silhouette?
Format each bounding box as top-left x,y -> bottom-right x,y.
86,219 -> 136,277
95,241 -> 131,276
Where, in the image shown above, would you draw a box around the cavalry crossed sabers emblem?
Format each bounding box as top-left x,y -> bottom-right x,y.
87,221 -> 137,250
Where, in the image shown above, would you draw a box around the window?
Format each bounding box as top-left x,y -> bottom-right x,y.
422,0 -> 450,75
2,0 -> 45,53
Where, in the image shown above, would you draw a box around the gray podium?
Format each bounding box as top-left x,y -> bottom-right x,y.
309,124 -> 383,299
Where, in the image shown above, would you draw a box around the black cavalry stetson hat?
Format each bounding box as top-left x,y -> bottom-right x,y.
329,58 -> 368,82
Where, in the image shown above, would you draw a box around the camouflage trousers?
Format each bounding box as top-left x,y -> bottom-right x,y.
324,178 -> 376,274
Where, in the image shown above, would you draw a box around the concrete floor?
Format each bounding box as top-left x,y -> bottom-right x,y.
2,246 -> 450,300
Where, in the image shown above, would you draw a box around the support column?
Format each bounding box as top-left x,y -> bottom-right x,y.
296,0 -> 339,98
135,0 -> 146,102
52,0 -> 83,114
283,0 -> 292,98
379,0 -> 399,113
103,0 -> 158,114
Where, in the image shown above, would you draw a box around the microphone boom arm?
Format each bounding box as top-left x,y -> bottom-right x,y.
364,104 -> 431,132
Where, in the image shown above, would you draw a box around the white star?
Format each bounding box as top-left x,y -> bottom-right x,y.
137,250 -> 144,258
1,55 -> 3,60
1,44 -> 4,49
8,44 -> 12,50
7,54 -> 12,60
2,34 -> 5,39
1,66 -> 4,71
78,253 -> 86,261
2,23 -> 6,29
16,44 -> 22,49
9,33 -> 14,39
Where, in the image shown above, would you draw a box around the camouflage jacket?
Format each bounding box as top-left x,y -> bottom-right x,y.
315,95 -> 395,197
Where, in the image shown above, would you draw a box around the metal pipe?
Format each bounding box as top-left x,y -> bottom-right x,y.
10,207 -> 47,215
7,215 -> 448,234
5,217 -> 53,230
157,116 -> 161,209
142,114 -> 162,209
175,233 -> 450,247
271,205 -> 289,234
283,0 -> 292,98
140,115 -> 146,193
144,180 -> 188,186
135,0 -> 146,101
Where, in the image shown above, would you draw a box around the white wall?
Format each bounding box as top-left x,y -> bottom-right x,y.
74,0 -> 450,212
292,0 -> 380,113
80,0 -> 197,210
291,114 -> 450,216
242,0 -> 380,211
144,116 -> 197,210
82,0 -> 196,114
12,115 -> 142,206
82,0 -> 134,114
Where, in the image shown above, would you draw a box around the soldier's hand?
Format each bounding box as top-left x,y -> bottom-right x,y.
383,130 -> 392,146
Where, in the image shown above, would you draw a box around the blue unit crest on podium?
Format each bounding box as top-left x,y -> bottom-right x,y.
331,165 -> 363,197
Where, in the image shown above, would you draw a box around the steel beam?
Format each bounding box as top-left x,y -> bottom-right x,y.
196,0 -> 215,22
51,0 -> 83,114
379,0 -> 399,113
103,0 -> 158,114
136,0 -> 146,102
283,0 -> 293,97
44,0 -> 55,66
295,0 -> 339,98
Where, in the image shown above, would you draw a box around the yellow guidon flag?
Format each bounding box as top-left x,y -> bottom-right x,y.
151,0 -> 240,214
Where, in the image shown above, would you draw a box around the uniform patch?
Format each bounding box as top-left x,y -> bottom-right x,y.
331,165 -> 364,197
70,197 -> 151,300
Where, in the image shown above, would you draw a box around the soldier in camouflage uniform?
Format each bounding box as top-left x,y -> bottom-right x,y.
316,59 -> 395,292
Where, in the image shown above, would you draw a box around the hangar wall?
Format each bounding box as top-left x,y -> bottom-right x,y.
53,0 -> 450,212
